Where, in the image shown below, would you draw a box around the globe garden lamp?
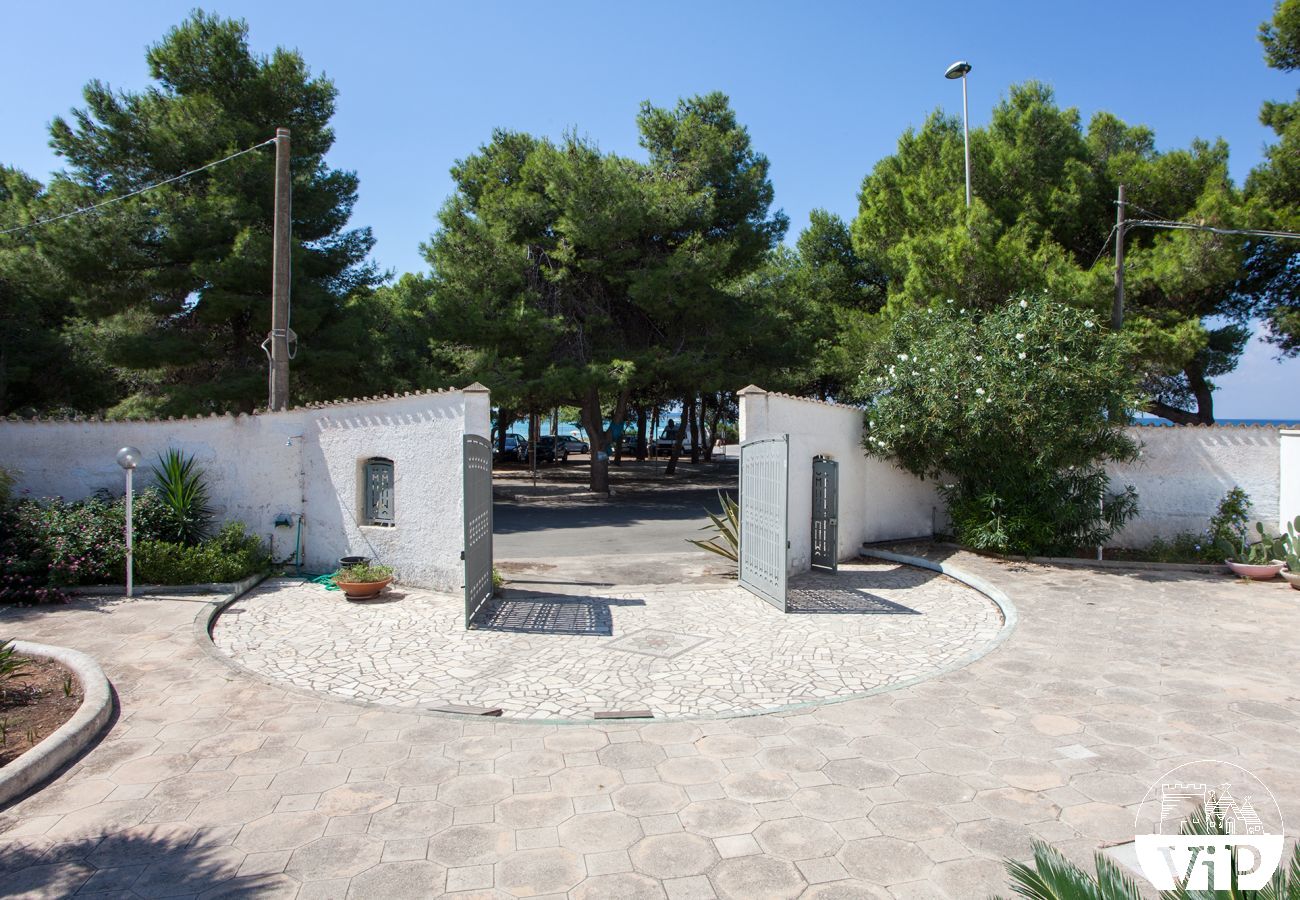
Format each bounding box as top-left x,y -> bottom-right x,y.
116,446 -> 142,597
945,60 -> 973,208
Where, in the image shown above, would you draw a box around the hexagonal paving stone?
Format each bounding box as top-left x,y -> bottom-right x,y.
346,860 -> 446,898
637,722 -> 703,745
990,759 -> 1067,792
571,872 -> 667,900
722,770 -> 798,803
787,725 -> 850,748
495,792 -> 575,828
316,781 -> 398,816
229,746 -> 306,775
234,812 -> 327,852
792,785 -> 870,822
437,774 -> 513,806
543,730 -> 609,753
656,757 -> 729,786
629,833 -> 718,879
110,754 -> 195,785
677,799 -> 759,839
915,747 -> 990,776
550,765 -> 624,797
147,772 -> 238,805
893,773 -> 975,805
709,855 -> 806,899
426,824 -> 514,867
495,847 -> 584,897
955,818 -> 1039,860
445,735 -> 513,761
598,742 -> 668,770
339,741 -> 409,768
267,764 -> 349,796
558,811 -> 643,852
494,750 -> 566,778
800,881 -> 892,900
286,834 -> 383,881
822,759 -> 897,790
188,731 -> 266,758
1068,772 -> 1148,806
295,728 -> 364,752
385,756 -> 459,785
367,800 -> 453,840
611,782 -> 689,817
188,790 -> 280,827
756,746 -> 828,773
753,816 -> 843,860
838,835 -> 934,885
695,734 -> 762,758
868,802 -> 954,841
1059,801 -> 1134,841
973,787 -> 1061,823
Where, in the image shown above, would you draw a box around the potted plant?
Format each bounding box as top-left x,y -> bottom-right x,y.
334,562 -> 394,601
1217,522 -> 1286,580
1283,516 -> 1300,590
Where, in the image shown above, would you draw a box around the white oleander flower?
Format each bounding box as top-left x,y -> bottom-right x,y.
1084,320 -> 1094,328
1015,333 -> 1025,341
898,353 -> 909,362
1019,299 -> 1028,308
975,388 -> 985,395
1018,352 -> 1026,360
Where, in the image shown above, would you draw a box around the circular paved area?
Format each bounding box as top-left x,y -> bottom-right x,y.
212,561 -> 1004,720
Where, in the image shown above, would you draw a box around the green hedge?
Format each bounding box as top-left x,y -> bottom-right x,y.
136,523 -> 270,585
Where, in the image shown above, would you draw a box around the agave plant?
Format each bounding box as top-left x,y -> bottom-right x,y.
996,800 -> 1300,899
150,448 -> 213,546
687,491 -> 739,565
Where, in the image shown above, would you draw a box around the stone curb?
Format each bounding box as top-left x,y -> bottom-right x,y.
198,560 -> 1017,727
64,570 -> 269,598
0,642 -> 113,810
927,541 -> 1230,574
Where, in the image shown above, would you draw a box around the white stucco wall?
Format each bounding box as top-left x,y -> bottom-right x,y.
738,387 -> 939,574
1283,430 -> 1300,534
1108,425 -> 1282,547
0,387 -> 490,591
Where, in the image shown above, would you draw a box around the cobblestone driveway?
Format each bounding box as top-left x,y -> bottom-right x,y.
2,548 -> 1298,899
211,562 -> 1004,720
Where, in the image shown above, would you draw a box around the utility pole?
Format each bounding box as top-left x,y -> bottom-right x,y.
269,127 -> 292,410
1112,183 -> 1125,330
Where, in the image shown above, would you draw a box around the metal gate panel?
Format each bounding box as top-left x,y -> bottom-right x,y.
739,435 -> 789,611
463,435 -> 494,628
812,457 -> 839,572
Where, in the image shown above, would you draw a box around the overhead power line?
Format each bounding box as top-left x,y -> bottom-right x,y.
0,137 -> 277,237
1125,218 -> 1300,242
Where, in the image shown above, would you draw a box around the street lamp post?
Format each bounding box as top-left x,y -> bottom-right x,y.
116,447 -> 142,597
945,60 -> 973,208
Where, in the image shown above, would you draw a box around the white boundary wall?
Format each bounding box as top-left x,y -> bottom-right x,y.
0,387 -> 491,591
738,387 -> 940,573
738,386 -> 1300,572
1107,425 -> 1285,547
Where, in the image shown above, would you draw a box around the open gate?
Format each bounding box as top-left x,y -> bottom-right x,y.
812,456 -> 839,572
739,435 -> 789,611
462,434 -> 494,628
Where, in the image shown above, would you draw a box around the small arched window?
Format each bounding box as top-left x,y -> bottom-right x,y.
364,457 -> 395,526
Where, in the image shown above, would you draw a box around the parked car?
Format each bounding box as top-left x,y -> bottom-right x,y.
493,433 -> 529,463
562,435 -> 589,454
534,436 -> 569,463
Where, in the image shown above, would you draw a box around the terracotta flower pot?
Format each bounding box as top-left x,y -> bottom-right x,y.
1225,560 -> 1284,580
334,575 -> 393,601
1283,570 -> 1300,591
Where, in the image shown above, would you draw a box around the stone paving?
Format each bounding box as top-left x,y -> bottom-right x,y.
1,547 -> 1298,899
210,562 -> 1004,719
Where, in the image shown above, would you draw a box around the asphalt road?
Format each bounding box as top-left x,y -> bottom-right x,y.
493,486 -> 730,559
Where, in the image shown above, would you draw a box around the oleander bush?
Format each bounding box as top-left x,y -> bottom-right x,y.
858,294 -> 1141,556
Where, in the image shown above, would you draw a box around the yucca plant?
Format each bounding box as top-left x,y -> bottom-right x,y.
996,800 -> 1300,900
687,491 -> 739,566
151,449 -> 213,546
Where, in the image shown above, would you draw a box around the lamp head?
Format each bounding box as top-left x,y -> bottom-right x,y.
116,446 -> 142,469
945,60 -> 972,80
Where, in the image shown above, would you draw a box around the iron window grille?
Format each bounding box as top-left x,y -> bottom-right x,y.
364,457 -> 395,526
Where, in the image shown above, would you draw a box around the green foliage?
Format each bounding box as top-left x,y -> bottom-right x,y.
422,92 -> 785,491
0,467 -> 14,506
135,523 -> 269,585
1218,521 -> 1288,565
0,639 -> 31,689
491,566 -> 505,596
852,81 -> 1254,424
1,487 -> 174,594
150,449 -> 213,545
9,11 -> 380,417
996,798 -> 1300,899
687,492 -> 740,565
859,294 -> 1139,555
335,562 -> 393,583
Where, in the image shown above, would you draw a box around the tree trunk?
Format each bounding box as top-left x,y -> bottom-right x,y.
1143,361 -> 1215,425
704,392 -> 723,462
688,394 -> 701,465
664,400 -> 688,476
581,388 -> 629,494
496,407 -> 513,456
635,405 -> 648,461
650,407 -> 660,459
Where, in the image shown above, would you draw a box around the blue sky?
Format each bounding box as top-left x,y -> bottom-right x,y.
2,0 -> 1297,418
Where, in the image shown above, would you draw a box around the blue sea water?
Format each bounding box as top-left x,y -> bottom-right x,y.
1133,417 -> 1298,426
